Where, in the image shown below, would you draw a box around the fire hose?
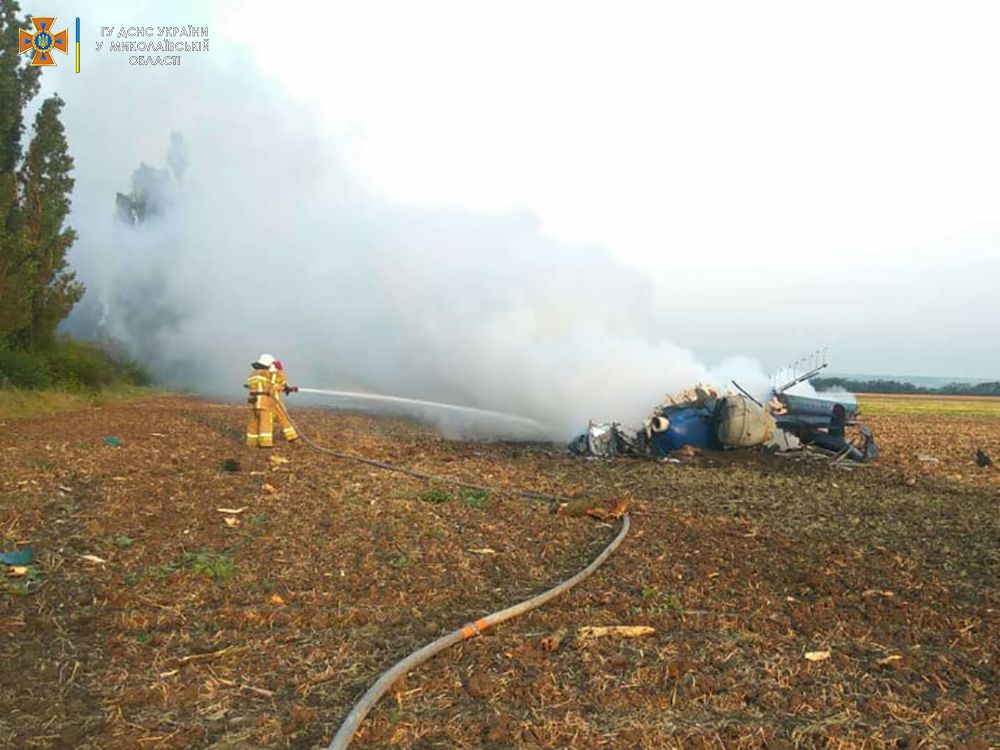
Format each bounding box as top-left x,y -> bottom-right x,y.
326,514 -> 629,750
281,405 -> 631,750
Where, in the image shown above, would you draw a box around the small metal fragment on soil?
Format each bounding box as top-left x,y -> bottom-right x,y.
805,650 -> 831,661
577,625 -> 655,642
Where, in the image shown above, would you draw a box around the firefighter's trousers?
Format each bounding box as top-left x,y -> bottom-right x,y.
247,395 -> 298,448
272,396 -> 299,443
247,395 -> 275,447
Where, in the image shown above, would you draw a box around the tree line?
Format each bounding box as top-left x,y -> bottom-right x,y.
813,377 -> 1000,397
0,1 -> 146,389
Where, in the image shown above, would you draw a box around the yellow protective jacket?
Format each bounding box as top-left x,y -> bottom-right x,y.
245,366 -> 298,447
246,368 -> 272,403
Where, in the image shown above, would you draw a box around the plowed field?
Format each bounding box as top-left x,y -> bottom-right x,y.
1,395 -> 997,749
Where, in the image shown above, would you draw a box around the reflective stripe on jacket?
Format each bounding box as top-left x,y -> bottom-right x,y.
247,372 -> 270,395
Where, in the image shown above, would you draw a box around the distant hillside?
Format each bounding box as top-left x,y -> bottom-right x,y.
813,377 -> 1000,397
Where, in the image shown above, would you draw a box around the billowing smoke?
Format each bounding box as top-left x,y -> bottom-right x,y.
60,33 -> 773,439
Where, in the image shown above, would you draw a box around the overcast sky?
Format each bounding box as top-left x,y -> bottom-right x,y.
33,1 -> 1000,379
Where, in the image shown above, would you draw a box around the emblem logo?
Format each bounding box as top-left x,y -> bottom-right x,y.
18,17 -> 69,67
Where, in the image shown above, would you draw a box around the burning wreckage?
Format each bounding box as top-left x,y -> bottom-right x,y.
570,363 -> 878,463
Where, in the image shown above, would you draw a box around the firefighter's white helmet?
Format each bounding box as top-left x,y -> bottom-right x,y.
255,353 -> 277,369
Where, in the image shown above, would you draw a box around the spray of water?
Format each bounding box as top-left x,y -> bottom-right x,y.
297,387 -> 548,436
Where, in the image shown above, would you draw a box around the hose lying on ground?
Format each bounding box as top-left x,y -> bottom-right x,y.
281,407 -> 631,750
326,513 -> 631,750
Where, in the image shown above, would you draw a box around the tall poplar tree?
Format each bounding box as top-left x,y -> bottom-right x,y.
0,1 -> 82,348
0,0 -> 41,338
20,95 -> 83,346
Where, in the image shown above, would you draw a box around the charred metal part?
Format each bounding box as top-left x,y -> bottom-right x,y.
570,363 -> 878,463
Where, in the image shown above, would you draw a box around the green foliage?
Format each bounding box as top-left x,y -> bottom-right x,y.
0,1 -> 41,176
418,488 -> 452,504
183,550 -> 237,582
0,337 -> 151,390
0,345 -> 52,387
0,5 -> 86,357
1,564 -> 44,597
386,550 -> 411,569
640,584 -> 682,614
19,95 -> 83,347
46,338 -> 120,388
128,629 -> 152,646
147,560 -> 182,581
123,570 -> 142,587
460,487 -> 489,508
0,1 -> 42,337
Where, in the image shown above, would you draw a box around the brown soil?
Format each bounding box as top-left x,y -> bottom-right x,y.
1,395 -> 997,749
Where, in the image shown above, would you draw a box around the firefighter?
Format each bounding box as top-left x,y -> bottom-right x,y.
269,359 -> 300,443
245,354 -> 299,448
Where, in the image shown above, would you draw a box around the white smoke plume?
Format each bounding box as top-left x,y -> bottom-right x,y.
57,18 -> 774,439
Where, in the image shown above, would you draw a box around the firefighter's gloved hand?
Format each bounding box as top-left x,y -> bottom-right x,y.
283,385 -> 299,395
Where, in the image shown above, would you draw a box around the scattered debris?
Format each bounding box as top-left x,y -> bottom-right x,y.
862,589 -> 895,598
555,497 -> 629,519
577,625 -> 655,641
220,459 -> 241,472
585,497 -> 630,521
270,594 -> 286,606
805,650 -> 831,661
6,566 -> 28,577
976,449 -> 993,468
213,676 -> 275,699
675,444 -> 702,458
0,547 -> 33,566
269,455 -> 289,466
80,554 -> 107,565
570,355 -> 878,463
216,507 -> 248,515
177,645 -> 248,665
102,436 -> 122,447
223,516 -> 241,528
567,421 -> 638,458
540,627 -> 567,651
261,483 -> 278,494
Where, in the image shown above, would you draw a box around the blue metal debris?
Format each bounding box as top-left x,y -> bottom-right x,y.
570,372 -> 878,462
0,547 -> 33,566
